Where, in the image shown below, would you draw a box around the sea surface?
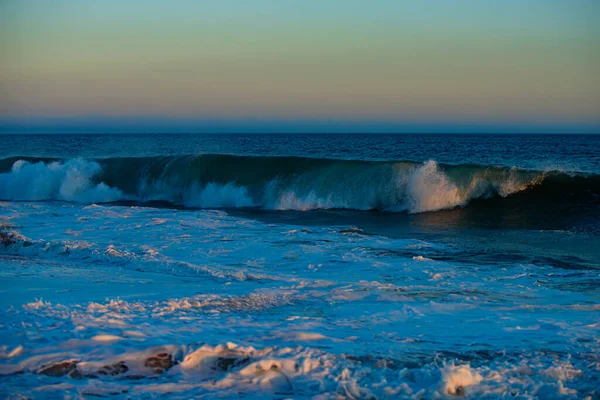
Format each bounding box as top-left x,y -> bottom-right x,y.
0,134 -> 599,399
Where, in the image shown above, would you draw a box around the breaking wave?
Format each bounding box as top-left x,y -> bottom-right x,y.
0,155 -> 598,213
1,338 -> 589,399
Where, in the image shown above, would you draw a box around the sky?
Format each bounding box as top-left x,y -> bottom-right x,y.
0,0 -> 599,133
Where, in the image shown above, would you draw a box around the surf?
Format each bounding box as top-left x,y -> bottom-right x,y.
0,154 -> 598,213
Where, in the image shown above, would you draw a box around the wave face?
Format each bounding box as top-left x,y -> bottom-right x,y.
0,155 -> 598,213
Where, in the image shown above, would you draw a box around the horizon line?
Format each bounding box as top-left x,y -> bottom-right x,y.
1,117 -> 599,135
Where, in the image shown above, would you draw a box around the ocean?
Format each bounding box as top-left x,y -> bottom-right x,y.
0,134 -> 598,399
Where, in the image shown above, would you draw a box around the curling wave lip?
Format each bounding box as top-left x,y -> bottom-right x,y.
0,154 -> 598,214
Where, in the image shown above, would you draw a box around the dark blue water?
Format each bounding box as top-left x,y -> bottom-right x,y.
1,133 -> 598,268
2,133 -> 600,172
1,134 -> 599,398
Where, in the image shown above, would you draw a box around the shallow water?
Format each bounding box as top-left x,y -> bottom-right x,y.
0,134 -> 599,399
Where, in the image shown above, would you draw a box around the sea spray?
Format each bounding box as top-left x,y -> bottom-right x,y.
0,155 -> 597,213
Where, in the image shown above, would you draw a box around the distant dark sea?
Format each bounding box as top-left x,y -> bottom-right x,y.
0,134 -> 598,398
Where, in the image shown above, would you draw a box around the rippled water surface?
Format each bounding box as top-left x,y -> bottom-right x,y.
0,134 -> 599,399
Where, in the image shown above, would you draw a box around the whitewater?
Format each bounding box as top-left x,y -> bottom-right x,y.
0,155 -> 593,213
0,134 -> 599,399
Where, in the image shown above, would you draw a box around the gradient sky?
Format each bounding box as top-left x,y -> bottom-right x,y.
1,1 -> 599,132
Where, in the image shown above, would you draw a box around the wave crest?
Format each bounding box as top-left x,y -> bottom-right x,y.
0,155 -> 596,213
0,159 -> 122,203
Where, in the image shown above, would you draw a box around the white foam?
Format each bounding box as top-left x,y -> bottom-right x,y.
0,346 -> 23,359
405,160 -> 463,212
0,158 -> 540,213
91,334 -> 124,343
0,159 -> 122,203
0,339 -> 591,398
183,182 -> 254,208
264,160 -> 536,213
439,363 -> 483,396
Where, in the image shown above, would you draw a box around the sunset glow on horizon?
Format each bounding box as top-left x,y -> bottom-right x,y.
1,0 -> 599,132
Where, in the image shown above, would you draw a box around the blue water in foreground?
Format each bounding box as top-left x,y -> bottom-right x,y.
0,134 -> 598,399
